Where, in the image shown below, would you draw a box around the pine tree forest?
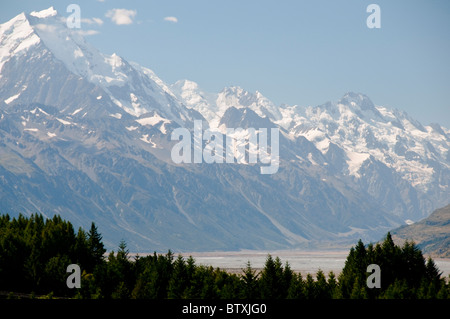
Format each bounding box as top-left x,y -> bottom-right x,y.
0,213 -> 449,299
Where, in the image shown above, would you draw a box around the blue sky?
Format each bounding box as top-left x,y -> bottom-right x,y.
1,0 -> 449,127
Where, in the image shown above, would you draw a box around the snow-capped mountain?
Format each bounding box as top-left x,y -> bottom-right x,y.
0,7 -> 201,124
171,80 -> 283,128
0,8 -> 448,251
174,82 -> 450,219
280,92 -> 449,192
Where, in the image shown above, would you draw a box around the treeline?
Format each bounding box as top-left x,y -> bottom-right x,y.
0,213 -> 105,297
0,213 -> 449,299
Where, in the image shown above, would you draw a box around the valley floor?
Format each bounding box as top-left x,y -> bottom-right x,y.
164,250 -> 450,277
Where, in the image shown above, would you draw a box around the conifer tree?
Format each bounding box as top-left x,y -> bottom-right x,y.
281,261 -> 294,298
425,257 -> 441,284
259,255 -> 284,299
241,261 -> 259,299
315,270 -> 330,299
349,276 -> 368,299
327,271 -> 339,299
168,255 -> 188,298
287,272 -> 305,299
87,222 -> 106,271
304,273 -> 316,299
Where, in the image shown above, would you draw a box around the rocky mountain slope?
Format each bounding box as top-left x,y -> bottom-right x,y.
391,204 -> 450,257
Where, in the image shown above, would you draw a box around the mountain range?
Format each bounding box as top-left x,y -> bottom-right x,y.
0,7 -> 449,251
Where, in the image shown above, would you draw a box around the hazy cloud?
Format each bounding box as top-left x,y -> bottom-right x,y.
81,17 -> 104,26
105,9 -> 137,25
76,30 -> 100,36
164,16 -> 178,23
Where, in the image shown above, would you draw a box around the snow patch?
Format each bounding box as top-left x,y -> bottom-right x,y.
38,107 -> 49,115
136,113 -> 171,126
159,122 -> 169,134
130,93 -> 141,111
3,84 -> 27,104
346,151 -> 370,178
71,107 -> 83,116
4,93 -> 21,104
307,153 -> 318,165
140,134 -> 157,147
109,113 -> 122,119
57,118 -> 73,125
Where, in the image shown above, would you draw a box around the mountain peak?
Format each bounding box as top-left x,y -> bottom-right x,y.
221,86 -> 245,96
173,79 -> 200,91
0,7 -> 197,122
339,92 -> 375,111
217,86 -> 282,121
0,11 -> 41,72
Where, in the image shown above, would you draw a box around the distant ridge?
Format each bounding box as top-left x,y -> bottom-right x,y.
391,204 -> 450,258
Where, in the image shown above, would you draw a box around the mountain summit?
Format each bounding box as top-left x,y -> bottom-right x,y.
0,8 -> 200,123
0,8 -> 449,251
